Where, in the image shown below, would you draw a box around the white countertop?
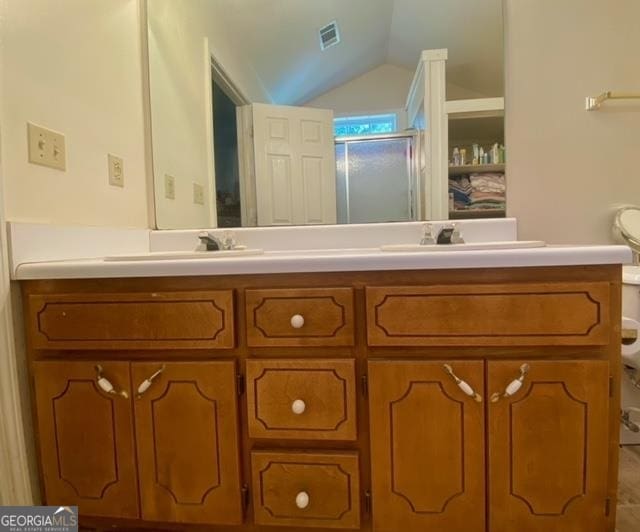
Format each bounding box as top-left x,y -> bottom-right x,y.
8,220 -> 632,280
13,245 -> 632,280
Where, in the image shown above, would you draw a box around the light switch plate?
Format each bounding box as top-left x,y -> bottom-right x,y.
108,154 -> 124,187
193,183 -> 205,205
164,174 -> 176,200
27,122 -> 66,171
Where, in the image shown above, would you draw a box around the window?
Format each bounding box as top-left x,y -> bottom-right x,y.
334,113 -> 397,138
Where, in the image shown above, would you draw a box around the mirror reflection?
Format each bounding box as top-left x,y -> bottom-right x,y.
147,0 -> 504,229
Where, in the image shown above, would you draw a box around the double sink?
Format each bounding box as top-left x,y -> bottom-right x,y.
104,240 -> 546,262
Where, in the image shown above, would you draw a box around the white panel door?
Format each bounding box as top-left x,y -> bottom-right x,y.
252,103 -> 336,225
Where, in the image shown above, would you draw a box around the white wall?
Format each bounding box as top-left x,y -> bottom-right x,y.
505,0 -> 640,244
0,0 -> 150,228
305,63 -> 413,123
148,0 -> 272,229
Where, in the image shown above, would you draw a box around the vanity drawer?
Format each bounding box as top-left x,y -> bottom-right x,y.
245,288 -> 355,347
246,359 -> 357,440
366,282 -> 610,347
27,291 -> 235,350
251,450 -> 360,529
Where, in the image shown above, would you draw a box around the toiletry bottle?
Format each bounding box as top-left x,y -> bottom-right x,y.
460,148 -> 466,166
491,143 -> 499,164
452,147 -> 460,166
472,144 -> 479,165
479,147 -> 485,165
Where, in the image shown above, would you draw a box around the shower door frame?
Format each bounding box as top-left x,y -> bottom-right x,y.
334,130 -> 422,224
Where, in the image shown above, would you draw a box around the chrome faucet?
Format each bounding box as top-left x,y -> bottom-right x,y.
198,230 -> 237,251
198,232 -> 223,251
436,224 -> 465,245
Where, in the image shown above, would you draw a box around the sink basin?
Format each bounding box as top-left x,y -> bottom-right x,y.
104,249 -> 264,261
380,241 -> 546,252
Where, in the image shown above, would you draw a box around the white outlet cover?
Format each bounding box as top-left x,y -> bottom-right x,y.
193,183 -> 205,205
27,122 -> 66,171
108,154 -> 124,187
164,174 -> 176,200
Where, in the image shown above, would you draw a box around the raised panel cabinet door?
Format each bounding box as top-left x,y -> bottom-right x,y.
32,361 -> 138,518
488,360 -> 610,532
132,361 -> 243,525
368,360 -> 485,532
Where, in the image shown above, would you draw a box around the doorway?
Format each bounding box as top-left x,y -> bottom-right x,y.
212,78 -> 240,227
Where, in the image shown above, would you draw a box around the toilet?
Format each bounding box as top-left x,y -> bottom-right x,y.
621,265 -> 640,444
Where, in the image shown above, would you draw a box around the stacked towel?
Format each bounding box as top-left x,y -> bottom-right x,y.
448,176 -> 472,209
469,173 -> 505,210
449,173 -> 506,211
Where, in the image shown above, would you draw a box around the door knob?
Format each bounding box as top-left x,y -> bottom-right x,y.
290,314 -> 305,329
291,399 -> 306,415
295,491 -> 310,509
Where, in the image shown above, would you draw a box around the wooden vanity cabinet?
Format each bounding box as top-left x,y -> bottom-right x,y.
368,360 -> 486,532
368,359 -> 611,532
22,265 -> 622,532
32,361 -> 139,519
32,360 -> 244,526
132,361 -> 244,525
487,360 -> 610,532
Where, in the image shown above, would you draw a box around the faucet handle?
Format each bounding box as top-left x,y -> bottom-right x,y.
420,223 -> 435,245
451,223 -> 465,244
221,230 -> 236,251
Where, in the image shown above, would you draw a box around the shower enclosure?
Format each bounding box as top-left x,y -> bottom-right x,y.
335,131 -> 420,224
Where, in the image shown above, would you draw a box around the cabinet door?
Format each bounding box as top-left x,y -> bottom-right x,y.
132,361 -> 243,525
488,360 -> 610,532
368,360 -> 485,532
32,361 -> 138,518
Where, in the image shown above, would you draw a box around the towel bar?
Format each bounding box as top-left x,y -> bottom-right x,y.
586,91 -> 640,110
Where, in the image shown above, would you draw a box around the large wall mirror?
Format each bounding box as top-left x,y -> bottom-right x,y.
146,0 -> 504,229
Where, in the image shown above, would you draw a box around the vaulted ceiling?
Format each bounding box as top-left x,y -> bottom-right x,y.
209,0 -> 504,105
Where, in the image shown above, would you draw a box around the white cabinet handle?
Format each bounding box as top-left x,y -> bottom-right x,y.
490,364 -> 530,403
136,365 -> 166,399
95,365 -> 128,399
291,399 -> 306,415
295,491 -> 310,509
443,364 -> 482,402
290,314 -> 305,329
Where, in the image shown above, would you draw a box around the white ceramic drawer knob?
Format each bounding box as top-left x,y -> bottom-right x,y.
291,399 -> 306,415
290,314 -> 305,329
295,491 -> 310,509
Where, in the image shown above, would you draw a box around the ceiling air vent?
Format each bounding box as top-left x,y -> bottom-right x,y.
319,21 -> 340,51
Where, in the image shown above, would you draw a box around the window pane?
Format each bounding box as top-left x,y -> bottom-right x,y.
334,113 -> 397,138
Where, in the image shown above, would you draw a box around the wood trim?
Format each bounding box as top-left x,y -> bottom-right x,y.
0,222 -> 35,504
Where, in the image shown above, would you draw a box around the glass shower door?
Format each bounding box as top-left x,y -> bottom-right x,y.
335,134 -> 417,224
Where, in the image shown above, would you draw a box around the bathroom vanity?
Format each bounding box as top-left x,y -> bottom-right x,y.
16,226 -> 627,532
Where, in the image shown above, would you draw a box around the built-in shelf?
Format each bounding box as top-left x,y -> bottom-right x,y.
449,163 -> 505,176
449,209 -> 506,220
446,97 -> 505,119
